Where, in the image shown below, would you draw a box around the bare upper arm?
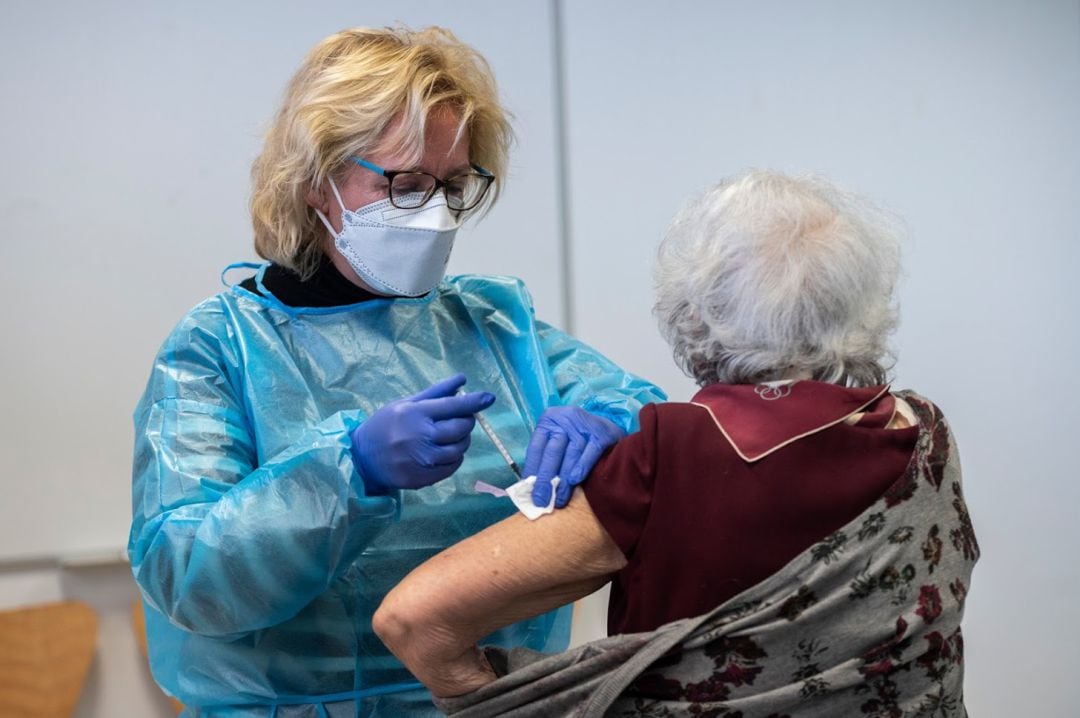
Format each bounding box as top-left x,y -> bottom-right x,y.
374,488 -> 627,658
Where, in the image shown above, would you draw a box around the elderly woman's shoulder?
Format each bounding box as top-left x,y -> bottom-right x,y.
635,399 -> 723,433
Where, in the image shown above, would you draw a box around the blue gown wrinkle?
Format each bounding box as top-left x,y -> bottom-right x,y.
129,271 -> 666,716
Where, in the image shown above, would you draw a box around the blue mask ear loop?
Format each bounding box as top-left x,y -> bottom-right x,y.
220,261 -> 263,289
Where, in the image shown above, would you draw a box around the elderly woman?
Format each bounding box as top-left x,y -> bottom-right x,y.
374,171 -> 979,716
127,26 -> 663,718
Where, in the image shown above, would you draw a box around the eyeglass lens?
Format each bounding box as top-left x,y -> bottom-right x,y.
389,172 -> 490,211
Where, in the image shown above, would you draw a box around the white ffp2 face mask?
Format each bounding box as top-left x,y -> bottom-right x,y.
316,178 -> 461,297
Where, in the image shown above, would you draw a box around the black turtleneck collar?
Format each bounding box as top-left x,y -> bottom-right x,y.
239,253 -> 381,307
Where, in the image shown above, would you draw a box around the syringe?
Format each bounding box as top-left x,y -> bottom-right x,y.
458,388 -> 522,479
474,409 -> 523,480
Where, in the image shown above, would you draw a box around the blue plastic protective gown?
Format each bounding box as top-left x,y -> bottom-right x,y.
128,268 -> 665,717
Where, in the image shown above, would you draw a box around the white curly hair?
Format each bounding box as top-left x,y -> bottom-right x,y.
654,170 -> 903,387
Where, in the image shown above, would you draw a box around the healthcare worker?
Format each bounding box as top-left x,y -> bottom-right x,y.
128,25 -> 664,718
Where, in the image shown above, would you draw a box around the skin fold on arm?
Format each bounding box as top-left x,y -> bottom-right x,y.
373,489 -> 627,698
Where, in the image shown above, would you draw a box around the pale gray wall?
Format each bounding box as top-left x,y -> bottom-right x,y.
561,4 -> 1080,717
2,1 -> 1078,716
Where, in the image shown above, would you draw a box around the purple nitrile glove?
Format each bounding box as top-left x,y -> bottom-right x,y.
523,406 -> 625,508
350,374 -> 495,492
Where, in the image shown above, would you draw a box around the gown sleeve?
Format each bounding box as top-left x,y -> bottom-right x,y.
128,301 -> 397,638
535,319 -> 667,433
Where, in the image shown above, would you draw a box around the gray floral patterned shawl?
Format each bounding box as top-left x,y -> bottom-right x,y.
435,393 -> 978,717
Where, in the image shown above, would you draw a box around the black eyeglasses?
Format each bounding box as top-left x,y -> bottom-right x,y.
351,156 -> 495,212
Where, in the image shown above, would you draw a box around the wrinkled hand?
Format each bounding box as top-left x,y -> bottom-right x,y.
524,406 -> 626,508
350,374 -> 495,492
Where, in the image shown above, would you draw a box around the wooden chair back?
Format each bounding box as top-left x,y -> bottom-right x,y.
0,601 -> 98,718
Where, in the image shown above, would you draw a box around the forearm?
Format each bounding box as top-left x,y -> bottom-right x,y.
134,472 -> 396,637
374,490 -> 625,697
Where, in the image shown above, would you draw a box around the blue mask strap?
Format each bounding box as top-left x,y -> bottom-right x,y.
220,261 -> 263,289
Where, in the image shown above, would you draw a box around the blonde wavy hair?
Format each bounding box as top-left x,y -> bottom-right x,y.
654,170 -> 903,388
250,26 -> 513,278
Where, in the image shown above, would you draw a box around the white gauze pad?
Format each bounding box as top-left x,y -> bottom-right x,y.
475,476 -> 560,521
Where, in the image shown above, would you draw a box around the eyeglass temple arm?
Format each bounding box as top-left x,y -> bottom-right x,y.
351,157 -> 387,176
353,155 -> 493,181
